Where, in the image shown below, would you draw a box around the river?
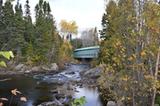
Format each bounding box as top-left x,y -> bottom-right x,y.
0,64 -> 103,106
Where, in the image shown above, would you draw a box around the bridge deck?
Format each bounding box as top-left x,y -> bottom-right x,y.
73,46 -> 100,59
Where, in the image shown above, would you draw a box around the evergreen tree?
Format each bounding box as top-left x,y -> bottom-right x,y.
13,1 -> 26,56
24,0 -> 34,44
34,0 -> 61,64
2,1 -> 15,50
0,0 -> 4,49
0,0 -> 62,64
0,0 -> 3,17
24,0 -> 32,23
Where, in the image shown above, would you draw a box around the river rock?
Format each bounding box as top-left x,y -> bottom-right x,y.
42,63 -> 58,71
107,101 -> 117,106
15,64 -> 24,71
38,100 -> 63,106
42,66 -> 51,71
83,66 -> 102,78
51,63 -> 58,71
24,70 -> 31,74
31,66 -> 40,72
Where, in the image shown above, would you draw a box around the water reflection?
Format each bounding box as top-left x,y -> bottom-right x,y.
74,87 -> 103,106
0,64 -> 103,106
0,75 -> 54,106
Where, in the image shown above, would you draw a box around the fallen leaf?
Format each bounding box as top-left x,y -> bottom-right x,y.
11,89 -> 22,96
0,102 -> 3,106
140,51 -> 146,56
20,97 -> 27,102
0,98 -> 8,101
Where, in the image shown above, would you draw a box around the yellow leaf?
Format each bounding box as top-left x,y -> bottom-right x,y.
124,87 -> 128,91
121,77 -> 128,81
128,57 -> 133,61
11,89 -> 22,96
121,96 -> 125,100
127,97 -> 131,100
140,51 -> 146,56
132,54 -> 136,58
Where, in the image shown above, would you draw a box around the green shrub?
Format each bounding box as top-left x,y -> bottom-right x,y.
71,96 -> 86,106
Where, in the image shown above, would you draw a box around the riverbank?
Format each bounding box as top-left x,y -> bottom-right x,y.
0,64 -> 104,106
0,63 -> 60,76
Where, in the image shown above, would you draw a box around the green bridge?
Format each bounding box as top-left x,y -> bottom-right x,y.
73,46 -> 100,59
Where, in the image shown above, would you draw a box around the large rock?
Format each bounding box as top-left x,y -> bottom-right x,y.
15,64 -> 24,71
42,66 -> 51,71
31,66 -> 40,72
107,101 -> 117,106
51,63 -> 58,71
42,63 -> 58,71
83,66 -> 102,78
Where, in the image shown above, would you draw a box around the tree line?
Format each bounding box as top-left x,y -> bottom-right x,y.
99,0 -> 160,106
0,0 -> 62,65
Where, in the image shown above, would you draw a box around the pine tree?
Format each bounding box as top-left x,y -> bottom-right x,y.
34,0 -> 61,64
24,0 -> 32,23
2,1 -> 15,50
0,0 -> 62,64
0,0 -> 3,16
0,0 -> 4,49
13,1 -> 26,56
24,0 -> 34,44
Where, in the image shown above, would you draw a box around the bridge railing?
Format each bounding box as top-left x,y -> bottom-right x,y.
73,46 -> 100,59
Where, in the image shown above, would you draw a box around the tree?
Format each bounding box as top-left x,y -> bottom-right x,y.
34,0 -> 62,64
81,27 -> 99,47
13,1 -> 26,56
99,0 -> 160,105
0,0 -> 14,50
60,20 -> 78,41
24,0 -> 32,23
71,38 -> 82,49
0,0 -> 62,65
0,0 -> 4,49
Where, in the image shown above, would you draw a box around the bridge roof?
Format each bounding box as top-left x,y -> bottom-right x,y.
74,46 -> 100,52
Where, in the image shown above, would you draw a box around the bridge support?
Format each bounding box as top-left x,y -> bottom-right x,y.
76,58 -> 93,63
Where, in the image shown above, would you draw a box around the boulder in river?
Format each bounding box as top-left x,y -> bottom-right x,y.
51,63 -> 58,71
42,63 -> 58,71
15,64 -> 24,71
107,101 -> 117,106
83,66 -> 102,79
37,100 -> 63,106
31,66 -> 41,72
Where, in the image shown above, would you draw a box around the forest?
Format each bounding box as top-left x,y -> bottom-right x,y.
99,0 -> 160,106
0,0 -> 160,106
0,0 -> 64,65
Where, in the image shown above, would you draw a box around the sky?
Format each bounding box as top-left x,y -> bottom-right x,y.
12,0 -> 105,34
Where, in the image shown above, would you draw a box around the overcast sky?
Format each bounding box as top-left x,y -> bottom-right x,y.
12,0 -> 105,33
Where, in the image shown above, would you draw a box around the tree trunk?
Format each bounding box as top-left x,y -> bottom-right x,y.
151,46 -> 160,106
132,89 -> 136,106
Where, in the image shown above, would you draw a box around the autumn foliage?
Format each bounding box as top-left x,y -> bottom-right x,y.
99,0 -> 160,106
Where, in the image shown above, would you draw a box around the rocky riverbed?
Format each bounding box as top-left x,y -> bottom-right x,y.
0,64 -> 103,106
0,63 -> 59,75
